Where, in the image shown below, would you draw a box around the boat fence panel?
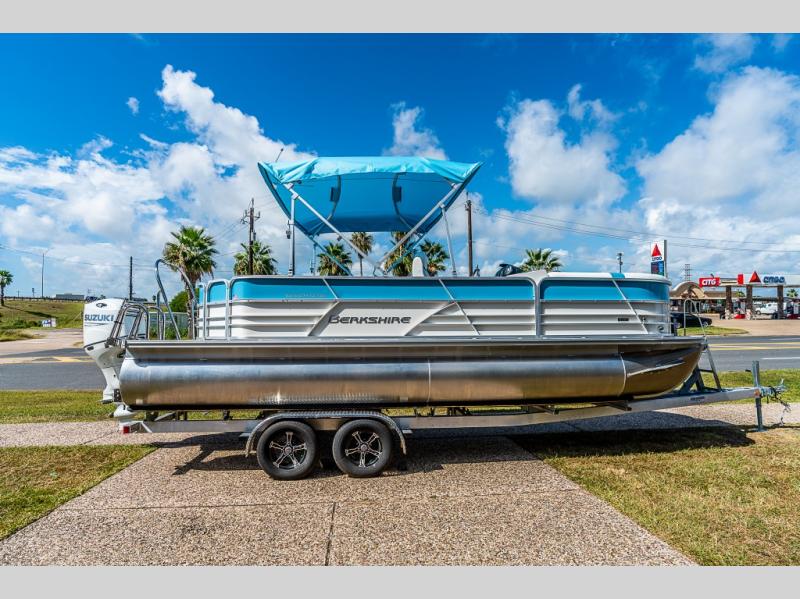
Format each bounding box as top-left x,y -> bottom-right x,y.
195,274 -> 671,339
195,276 -> 540,339
539,277 -> 670,336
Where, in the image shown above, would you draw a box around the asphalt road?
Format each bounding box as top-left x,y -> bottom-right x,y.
705,335 -> 800,372
0,347 -> 105,390
1,336 -> 799,390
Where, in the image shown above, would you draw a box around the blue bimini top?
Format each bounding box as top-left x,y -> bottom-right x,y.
258,156 -> 481,238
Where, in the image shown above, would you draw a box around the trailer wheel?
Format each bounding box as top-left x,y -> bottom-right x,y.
256,421 -> 318,480
332,419 -> 393,478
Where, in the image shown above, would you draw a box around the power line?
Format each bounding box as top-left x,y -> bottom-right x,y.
0,243 -> 136,268
474,209 -> 800,254
475,206 -> 800,250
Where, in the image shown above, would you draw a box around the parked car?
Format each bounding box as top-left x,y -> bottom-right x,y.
756,302 -> 778,317
670,312 -> 712,328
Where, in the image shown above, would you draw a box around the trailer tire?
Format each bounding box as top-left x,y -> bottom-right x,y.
256,421 -> 318,480
332,419 -> 393,478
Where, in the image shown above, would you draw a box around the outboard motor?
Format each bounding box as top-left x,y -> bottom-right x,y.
83,298 -> 126,405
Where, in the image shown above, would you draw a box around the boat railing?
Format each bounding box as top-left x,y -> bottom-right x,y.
681,298 -> 706,338
154,259 -> 196,340
108,302 -> 151,346
193,274 -> 676,340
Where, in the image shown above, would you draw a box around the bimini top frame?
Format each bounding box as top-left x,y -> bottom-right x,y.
258,156 -> 481,276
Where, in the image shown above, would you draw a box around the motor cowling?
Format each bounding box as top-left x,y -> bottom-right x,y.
83,298 -> 126,347
83,298 -> 126,405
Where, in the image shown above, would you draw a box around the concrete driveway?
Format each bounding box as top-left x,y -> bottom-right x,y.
0,434 -> 690,565
0,329 -> 82,357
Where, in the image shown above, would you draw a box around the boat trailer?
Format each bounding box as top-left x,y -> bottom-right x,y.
116,358 -> 786,480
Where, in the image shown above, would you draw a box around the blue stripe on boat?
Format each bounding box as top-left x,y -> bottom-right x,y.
207,281 -> 228,303
230,278 -> 335,301
540,279 -> 668,301
329,278 -> 450,300
224,277 -> 536,302
445,278 -> 533,301
618,280 -> 669,301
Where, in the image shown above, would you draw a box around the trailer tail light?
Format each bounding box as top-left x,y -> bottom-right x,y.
120,424 -> 131,434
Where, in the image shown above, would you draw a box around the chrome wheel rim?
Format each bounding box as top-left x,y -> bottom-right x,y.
343,430 -> 382,468
267,430 -> 308,470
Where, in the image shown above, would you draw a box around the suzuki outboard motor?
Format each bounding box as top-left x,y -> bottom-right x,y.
83,298 -> 126,405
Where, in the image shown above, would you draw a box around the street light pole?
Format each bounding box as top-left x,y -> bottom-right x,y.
41,249 -> 50,298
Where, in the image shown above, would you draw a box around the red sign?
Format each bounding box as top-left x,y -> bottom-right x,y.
736,272 -> 764,284
699,277 -> 721,287
651,244 -> 662,259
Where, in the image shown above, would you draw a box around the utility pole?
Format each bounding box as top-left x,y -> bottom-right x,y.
129,256 -> 133,300
616,252 -> 623,273
465,194 -> 474,277
242,198 -> 261,275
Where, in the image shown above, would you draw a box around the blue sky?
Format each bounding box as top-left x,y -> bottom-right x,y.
1,33 -> 800,297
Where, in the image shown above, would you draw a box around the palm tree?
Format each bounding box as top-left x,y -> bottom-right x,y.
162,226 -> 217,337
788,289 -> 798,299
385,232 -> 413,276
233,240 -> 277,275
0,270 -> 12,306
521,248 -> 563,272
317,242 -> 353,276
420,240 -> 449,276
349,232 -> 374,276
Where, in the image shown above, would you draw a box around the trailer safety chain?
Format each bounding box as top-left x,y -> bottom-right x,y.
756,381 -> 790,428
769,386 -> 791,428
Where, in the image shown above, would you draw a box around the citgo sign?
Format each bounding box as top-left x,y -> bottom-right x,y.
763,275 -> 787,284
698,277 -> 721,287
735,273 -> 800,286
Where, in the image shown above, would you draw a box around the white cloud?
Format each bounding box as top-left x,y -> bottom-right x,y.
139,133 -> 168,150
158,65 -> 310,168
0,202 -> 59,243
637,67 -> 800,210
0,146 -> 37,163
78,136 -> 113,158
126,96 -> 140,115
694,34 -> 756,74
566,84 -> 617,125
384,102 -> 447,159
0,65 -> 317,296
772,34 -> 793,52
635,67 -> 800,274
0,141 -> 164,244
499,96 -> 625,207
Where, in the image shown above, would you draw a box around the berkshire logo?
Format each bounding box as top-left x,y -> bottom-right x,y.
329,315 -> 413,325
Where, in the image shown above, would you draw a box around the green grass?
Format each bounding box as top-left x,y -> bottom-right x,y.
0,329 -> 36,342
0,389 -> 269,423
517,426 -> 800,565
0,445 -> 153,540
0,390 -> 110,424
706,369 -> 800,403
678,325 -> 748,336
0,299 -> 84,330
